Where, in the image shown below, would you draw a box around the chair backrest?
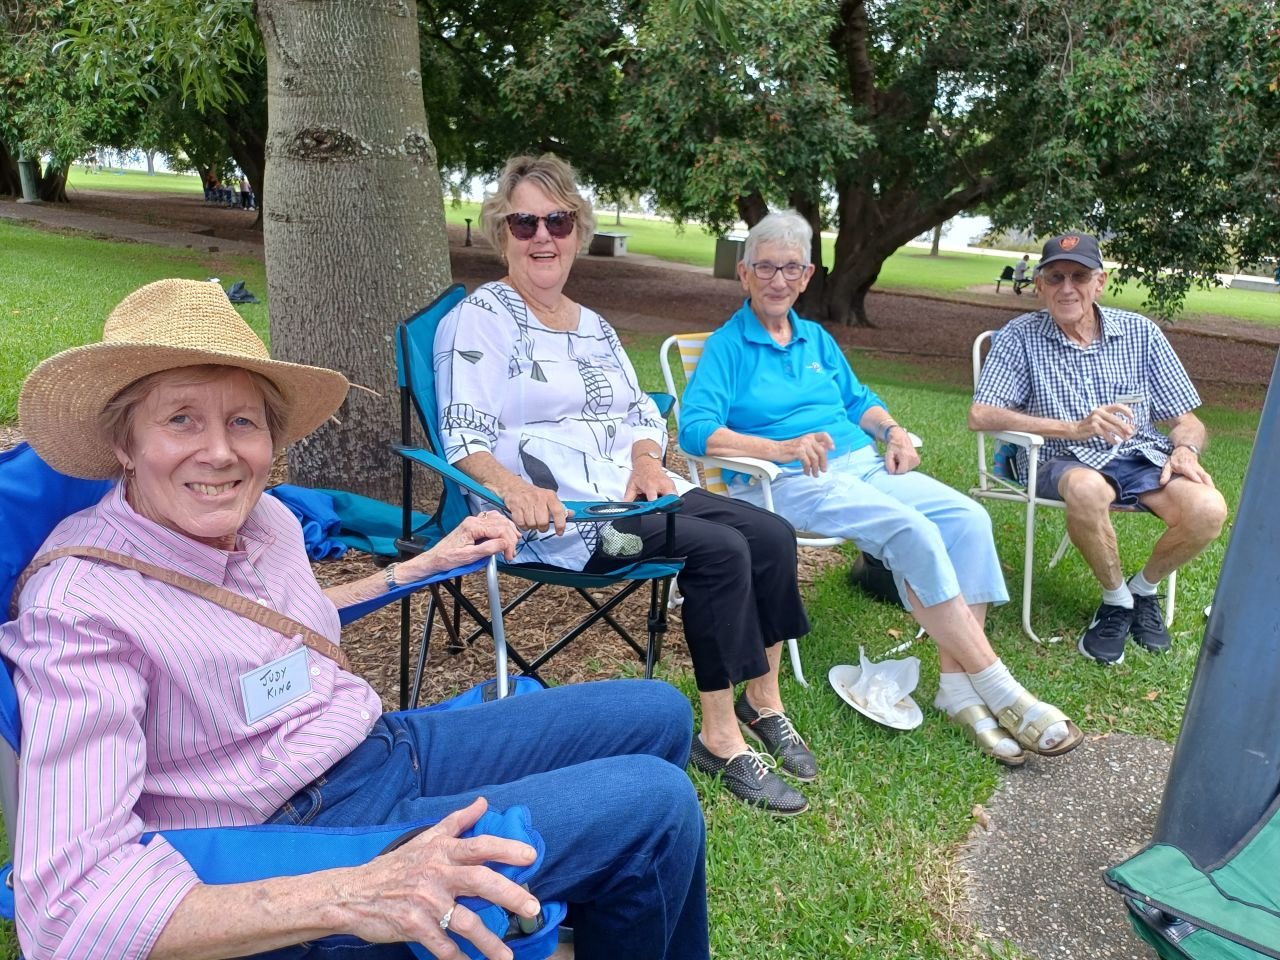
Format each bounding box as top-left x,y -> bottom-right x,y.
396,283 -> 473,533
658,332 -> 729,494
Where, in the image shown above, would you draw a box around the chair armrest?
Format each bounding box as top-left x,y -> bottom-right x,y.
984,429 -> 1044,449
395,445 -> 507,511
682,450 -> 781,481
398,445 -> 682,526
337,557 -> 488,625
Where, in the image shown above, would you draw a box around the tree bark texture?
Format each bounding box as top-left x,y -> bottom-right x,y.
256,0 -> 451,499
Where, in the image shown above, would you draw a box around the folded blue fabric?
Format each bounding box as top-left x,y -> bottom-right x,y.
318,487 -> 433,558
267,485 -> 348,560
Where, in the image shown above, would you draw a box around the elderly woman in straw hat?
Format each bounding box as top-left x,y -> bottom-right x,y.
2,279 -> 708,960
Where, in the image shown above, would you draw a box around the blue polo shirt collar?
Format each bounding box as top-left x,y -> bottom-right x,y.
735,300 -> 808,349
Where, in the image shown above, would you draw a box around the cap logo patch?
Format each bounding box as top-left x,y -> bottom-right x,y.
1059,236 -> 1080,251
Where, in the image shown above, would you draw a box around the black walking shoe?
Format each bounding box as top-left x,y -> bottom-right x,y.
1130,593 -> 1172,653
688,737 -> 808,816
734,691 -> 818,782
1078,602 -> 1134,665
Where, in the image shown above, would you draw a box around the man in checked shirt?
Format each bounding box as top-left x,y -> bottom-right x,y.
969,232 -> 1228,665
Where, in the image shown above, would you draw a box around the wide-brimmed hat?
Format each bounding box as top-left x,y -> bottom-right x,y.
19,278 -> 349,479
1040,232 -> 1104,270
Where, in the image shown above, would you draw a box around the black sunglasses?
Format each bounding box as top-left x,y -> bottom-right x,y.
505,210 -> 577,241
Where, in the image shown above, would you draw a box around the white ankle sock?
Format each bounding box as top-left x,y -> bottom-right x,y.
968,660 -> 1069,751
1102,583 -> 1135,608
1128,570 -> 1159,596
934,671 -> 1021,760
934,671 -> 984,713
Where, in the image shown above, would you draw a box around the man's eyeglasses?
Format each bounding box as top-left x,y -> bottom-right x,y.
505,211 -> 576,241
1041,268 -> 1100,287
749,261 -> 808,281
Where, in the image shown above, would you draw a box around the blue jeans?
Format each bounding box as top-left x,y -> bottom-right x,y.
257,679 -> 707,960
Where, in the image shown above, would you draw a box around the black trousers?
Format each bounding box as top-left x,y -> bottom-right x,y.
585,489 -> 810,692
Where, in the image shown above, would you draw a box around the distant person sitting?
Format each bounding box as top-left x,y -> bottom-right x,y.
1012,254 -> 1032,294
970,231 -> 1228,665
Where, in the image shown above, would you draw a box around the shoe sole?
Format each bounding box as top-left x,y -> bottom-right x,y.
1078,634 -> 1124,665
738,721 -> 818,783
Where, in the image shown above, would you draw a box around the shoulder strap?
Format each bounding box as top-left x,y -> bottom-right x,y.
15,546 -> 353,673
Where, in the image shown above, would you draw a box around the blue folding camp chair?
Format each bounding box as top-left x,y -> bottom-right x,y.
0,441 -> 565,959
394,283 -> 686,709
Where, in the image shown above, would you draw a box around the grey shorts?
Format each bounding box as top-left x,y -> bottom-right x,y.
1034,454 -> 1163,509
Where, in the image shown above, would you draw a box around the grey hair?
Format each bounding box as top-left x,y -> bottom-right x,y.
479,154 -> 597,259
743,209 -> 813,265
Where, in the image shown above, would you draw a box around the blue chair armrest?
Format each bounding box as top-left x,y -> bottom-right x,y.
337,557 -> 488,626
396,445 -> 508,511
397,446 -> 683,526
152,805 -> 565,960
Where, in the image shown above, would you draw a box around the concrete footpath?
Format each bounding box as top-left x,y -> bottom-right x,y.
0,197 -> 263,256
962,732 -> 1172,959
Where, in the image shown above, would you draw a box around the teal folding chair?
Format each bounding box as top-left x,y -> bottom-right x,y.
0,441 -> 564,959
394,284 -> 686,708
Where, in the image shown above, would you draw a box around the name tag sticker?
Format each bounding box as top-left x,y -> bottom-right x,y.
240,647 -> 312,725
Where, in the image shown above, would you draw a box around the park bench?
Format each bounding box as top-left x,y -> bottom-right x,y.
995,265 -> 1032,295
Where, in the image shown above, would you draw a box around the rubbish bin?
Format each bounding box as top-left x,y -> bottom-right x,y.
713,233 -> 748,280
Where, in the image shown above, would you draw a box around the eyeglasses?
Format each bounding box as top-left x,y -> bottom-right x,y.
749,261 -> 808,281
505,210 -> 576,241
1041,269 -> 1100,287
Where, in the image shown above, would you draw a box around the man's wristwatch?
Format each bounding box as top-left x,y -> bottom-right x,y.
1175,443 -> 1201,457
383,562 -> 399,590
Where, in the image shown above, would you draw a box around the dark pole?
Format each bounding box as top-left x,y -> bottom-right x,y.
1152,351 -> 1280,867
464,218 -> 473,246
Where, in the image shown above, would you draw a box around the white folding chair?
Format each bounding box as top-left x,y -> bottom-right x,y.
969,330 -> 1177,643
660,332 -> 846,688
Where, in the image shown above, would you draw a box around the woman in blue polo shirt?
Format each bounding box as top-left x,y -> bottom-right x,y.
679,209 -> 1082,767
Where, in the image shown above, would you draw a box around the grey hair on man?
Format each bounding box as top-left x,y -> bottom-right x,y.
743,209 -> 813,265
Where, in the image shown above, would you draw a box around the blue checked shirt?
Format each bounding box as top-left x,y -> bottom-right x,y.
973,306 -> 1201,479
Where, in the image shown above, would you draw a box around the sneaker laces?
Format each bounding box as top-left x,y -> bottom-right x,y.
752,707 -> 807,748
1134,593 -> 1167,632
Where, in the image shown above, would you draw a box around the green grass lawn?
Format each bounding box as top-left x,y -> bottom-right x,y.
65,165 -> 204,195
0,221 -> 1261,959
0,221 -> 267,421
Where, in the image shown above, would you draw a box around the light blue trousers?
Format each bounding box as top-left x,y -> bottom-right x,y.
732,447 -> 1008,611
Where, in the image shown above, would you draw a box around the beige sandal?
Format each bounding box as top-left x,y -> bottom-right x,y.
995,692 -> 1084,757
944,704 -> 1026,767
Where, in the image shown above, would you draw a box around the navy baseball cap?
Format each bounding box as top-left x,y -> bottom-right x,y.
1040,232 -> 1103,269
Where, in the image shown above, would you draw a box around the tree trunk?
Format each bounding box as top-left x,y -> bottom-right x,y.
145,151 -> 156,175
37,163 -> 68,202
0,138 -> 20,197
929,223 -> 941,256
257,0 -> 451,500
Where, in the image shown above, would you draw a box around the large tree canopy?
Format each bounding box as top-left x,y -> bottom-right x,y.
601,0 -> 1280,324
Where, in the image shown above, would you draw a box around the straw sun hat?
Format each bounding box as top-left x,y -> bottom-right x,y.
19,278 -> 350,479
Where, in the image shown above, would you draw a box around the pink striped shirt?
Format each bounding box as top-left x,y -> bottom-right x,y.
0,484 -> 382,960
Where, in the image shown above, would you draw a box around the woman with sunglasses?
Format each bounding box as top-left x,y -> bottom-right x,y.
434,154 -> 817,817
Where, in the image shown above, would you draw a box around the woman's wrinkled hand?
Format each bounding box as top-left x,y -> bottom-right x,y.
398,512 -> 520,580
340,797 -> 541,960
882,429 -> 920,475
776,432 -> 835,476
497,479 -> 573,536
623,457 -> 677,502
